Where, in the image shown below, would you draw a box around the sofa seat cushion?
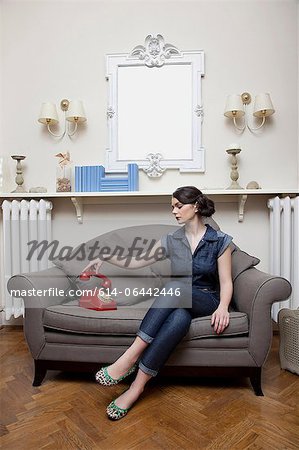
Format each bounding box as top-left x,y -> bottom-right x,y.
45,331 -> 249,349
185,312 -> 248,340
43,300 -> 249,340
44,303 -> 147,336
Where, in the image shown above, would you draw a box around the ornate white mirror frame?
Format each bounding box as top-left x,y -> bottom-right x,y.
106,35 -> 205,177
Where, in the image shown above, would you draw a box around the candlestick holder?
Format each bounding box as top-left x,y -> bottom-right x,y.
226,148 -> 243,189
11,155 -> 27,193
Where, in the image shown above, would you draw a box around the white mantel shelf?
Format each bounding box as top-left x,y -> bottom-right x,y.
1,189 -> 298,223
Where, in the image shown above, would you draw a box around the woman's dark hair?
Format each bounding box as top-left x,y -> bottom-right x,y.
172,186 -> 215,217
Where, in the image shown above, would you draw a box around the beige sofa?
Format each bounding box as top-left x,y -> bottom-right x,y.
7,221 -> 292,395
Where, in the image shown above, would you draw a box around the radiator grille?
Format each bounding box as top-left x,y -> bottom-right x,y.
1,199 -> 52,319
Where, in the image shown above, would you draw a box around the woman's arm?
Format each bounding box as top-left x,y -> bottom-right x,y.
82,239 -> 165,273
211,247 -> 233,334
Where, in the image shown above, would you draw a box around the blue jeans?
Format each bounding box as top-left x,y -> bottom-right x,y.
136,281 -> 220,376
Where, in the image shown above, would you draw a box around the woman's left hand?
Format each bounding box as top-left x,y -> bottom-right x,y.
211,305 -> 230,334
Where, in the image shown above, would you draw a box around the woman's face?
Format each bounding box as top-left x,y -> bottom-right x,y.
171,197 -> 198,224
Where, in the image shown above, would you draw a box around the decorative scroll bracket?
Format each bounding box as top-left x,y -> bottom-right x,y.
238,194 -> 248,222
71,197 -> 83,224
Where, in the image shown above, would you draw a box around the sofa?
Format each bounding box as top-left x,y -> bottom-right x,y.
7,220 -> 292,396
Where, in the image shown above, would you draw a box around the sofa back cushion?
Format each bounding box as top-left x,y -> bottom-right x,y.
54,224 -> 177,305
53,218 -> 219,274
53,218 -> 258,305
231,246 -> 260,281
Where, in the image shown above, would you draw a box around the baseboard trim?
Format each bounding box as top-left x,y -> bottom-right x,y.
0,325 -> 23,330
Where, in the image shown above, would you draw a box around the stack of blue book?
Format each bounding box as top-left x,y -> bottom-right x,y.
75,166 -> 101,192
75,164 -> 139,192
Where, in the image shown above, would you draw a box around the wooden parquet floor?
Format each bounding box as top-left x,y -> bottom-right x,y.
0,328 -> 298,450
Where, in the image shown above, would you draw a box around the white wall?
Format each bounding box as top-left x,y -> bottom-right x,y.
298,0 -> 299,190
0,0 -> 298,192
0,0 -> 298,325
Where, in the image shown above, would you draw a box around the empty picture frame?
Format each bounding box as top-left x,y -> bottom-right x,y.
106,35 -> 205,177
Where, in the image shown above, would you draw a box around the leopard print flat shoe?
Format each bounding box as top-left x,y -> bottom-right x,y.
95,364 -> 137,386
106,399 -> 130,420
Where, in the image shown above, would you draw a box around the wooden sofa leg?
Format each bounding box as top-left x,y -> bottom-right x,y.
250,367 -> 264,396
33,360 -> 47,386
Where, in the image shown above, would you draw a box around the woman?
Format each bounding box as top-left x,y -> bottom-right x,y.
84,186 -> 233,420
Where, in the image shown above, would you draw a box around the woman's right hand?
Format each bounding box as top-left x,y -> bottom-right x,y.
82,258 -> 104,274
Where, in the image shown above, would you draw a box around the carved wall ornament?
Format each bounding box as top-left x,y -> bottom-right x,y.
195,105 -> 204,121
107,107 -> 115,119
143,153 -> 166,177
129,34 -> 181,68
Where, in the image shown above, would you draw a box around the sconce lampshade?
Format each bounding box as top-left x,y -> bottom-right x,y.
38,102 -> 59,124
253,93 -> 275,117
66,100 -> 87,122
224,95 -> 245,118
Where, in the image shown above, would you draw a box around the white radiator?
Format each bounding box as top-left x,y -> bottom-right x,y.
268,196 -> 299,321
1,199 -> 53,320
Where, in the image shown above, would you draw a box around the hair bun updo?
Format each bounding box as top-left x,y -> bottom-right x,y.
172,185 -> 215,217
195,193 -> 215,217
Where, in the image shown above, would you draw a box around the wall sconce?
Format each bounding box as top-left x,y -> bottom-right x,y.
38,99 -> 87,138
224,92 -> 275,132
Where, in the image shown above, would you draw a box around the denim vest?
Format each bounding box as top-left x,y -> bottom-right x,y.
161,224 -> 232,292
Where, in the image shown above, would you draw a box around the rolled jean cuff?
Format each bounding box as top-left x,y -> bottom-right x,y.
136,329 -> 154,344
139,361 -> 158,377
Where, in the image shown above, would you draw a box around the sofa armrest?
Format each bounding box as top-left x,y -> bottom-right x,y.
233,267 -> 292,366
7,266 -> 70,309
7,267 -> 71,359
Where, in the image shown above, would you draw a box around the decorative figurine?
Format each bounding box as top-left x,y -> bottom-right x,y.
246,181 -> 261,189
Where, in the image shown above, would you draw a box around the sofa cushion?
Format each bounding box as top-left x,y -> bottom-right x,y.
43,300 -> 248,339
53,220 -> 220,275
53,222 -> 222,305
185,312 -> 248,339
44,303 -> 147,336
52,224 -> 178,276
45,330 -> 249,349
53,224 -> 177,305
231,247 -> 260,281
